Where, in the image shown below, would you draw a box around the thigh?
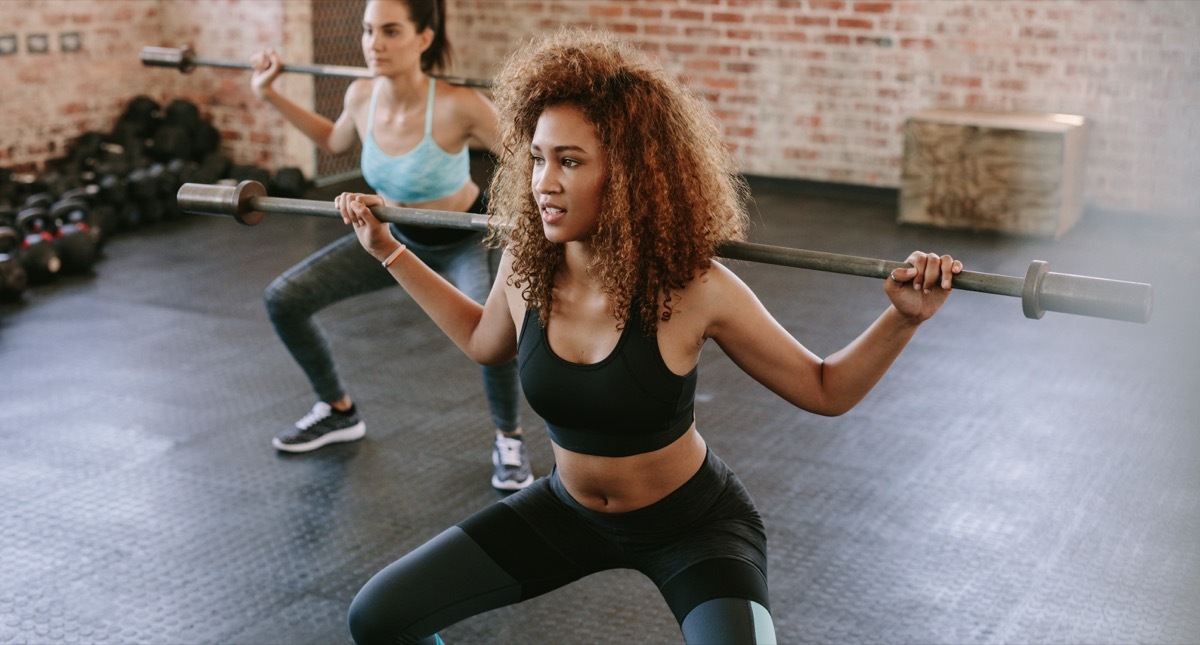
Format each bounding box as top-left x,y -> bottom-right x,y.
348,525 -> 521,644
268,233 -> 396,307
472,480 -> 622,599
398,232 -> 491,305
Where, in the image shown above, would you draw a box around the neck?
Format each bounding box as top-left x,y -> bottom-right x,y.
561,241 -> 596,279
378,69 -> 429,108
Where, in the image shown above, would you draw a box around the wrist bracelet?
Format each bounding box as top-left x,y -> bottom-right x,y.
382,244 -> 407,268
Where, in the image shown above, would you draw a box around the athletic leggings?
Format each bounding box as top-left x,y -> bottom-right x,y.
348,449 -> 777,644
262,193 -> 521,432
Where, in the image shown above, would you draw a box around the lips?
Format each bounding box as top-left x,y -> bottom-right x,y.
541,204 -> 565,225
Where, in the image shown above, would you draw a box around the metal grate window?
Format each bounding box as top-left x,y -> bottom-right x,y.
312,0 -> 366,182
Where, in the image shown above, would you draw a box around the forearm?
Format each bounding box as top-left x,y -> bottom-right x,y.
373,243 -> 513,365
815,305 -> 922,415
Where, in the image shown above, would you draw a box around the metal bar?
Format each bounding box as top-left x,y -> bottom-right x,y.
714,243 -> 1024,298
140,46 -> 492,88
176,181 -> 1153,324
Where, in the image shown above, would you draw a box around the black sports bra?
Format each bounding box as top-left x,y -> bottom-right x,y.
517,306 -> 698,457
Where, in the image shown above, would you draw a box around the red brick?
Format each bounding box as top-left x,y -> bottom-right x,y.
725,29 -> 763,40
940,74 -> 982,88
752,13 -> 789,26
669,9 -> 706,21
644,24 -> 679,36
589,5 -> 624,19
685,27 -> 722,39
685,59 -> 722,73
853,2 -> 893,13
630,7 -> 663,19
837,17 -> 873,29
794,15 -> 831,27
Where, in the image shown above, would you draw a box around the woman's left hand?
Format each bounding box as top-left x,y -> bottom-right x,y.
885,251 -> 963,323
335,192 -> 398,261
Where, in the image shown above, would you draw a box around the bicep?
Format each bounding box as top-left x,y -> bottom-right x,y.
462,91 -> 501,153
705,265 -> 827,411
328,84 -> 367,153
469,252 -> 520,365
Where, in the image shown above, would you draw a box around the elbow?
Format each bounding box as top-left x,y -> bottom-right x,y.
478,353 -> 516,367
807,400 -> 853,418
469,345 -> 517,367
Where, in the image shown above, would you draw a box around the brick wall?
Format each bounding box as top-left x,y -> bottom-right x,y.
3,0 -> 1197,219
0,0 -> 312,176
446,0 -> 1199,219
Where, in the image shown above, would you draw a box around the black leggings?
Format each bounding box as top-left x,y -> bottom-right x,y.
348,450 -> 776,644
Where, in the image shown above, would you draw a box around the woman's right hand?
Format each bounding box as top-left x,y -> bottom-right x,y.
249,48 -> 284,98
336,192 -> 399,261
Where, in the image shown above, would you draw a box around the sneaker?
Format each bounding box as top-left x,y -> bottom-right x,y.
273,402 -> 365,453
491,433 -> 533,491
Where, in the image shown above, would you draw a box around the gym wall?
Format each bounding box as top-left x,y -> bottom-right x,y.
2,0 -> 1196,220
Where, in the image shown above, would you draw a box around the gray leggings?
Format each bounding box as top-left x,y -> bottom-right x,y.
263,223 -> 520,432
348,450 -> 777,644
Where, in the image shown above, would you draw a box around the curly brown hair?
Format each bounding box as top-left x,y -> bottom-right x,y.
486,28 -> 749,334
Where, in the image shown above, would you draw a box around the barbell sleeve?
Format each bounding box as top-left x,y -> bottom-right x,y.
177,181 -> 1153,324
140,45 -> 493,89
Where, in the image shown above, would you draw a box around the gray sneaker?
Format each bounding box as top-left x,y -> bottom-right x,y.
491,434 -> 533,491
273,402 -> 365,453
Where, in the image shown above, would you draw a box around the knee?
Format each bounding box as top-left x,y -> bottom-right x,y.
346,588 -> 392,645
681,598 -> 776,645
263,277 -> 301,320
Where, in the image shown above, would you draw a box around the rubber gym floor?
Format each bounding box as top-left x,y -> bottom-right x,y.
2,163 -> 1197,644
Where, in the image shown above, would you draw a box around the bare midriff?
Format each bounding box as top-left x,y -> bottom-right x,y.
552,424 -> 707,513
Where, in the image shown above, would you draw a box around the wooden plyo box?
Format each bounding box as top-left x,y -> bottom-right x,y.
899,109 -> 1089,238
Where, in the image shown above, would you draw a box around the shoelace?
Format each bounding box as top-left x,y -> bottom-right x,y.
296,403 -> 333,430
495,436 -> 524,468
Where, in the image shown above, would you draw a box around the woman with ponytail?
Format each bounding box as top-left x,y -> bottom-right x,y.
248,0 -> 534,492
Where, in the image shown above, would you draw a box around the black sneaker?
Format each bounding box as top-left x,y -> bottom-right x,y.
273,402 -> 365,453
491,433 -> 533,491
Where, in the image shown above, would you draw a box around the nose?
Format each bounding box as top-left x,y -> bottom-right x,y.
533,165 -> 561,195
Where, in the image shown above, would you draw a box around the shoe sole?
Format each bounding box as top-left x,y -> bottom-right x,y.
491,473 -> 534,491
491,447 -> 533,491
273,422 -> 366,453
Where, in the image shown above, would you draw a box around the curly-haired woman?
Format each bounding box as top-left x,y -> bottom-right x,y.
337,27 -> 962,645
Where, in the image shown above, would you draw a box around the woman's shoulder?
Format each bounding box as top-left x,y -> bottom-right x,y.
434,80 -> 494,112
342,79 -> 376,112
676,260 -> 754,313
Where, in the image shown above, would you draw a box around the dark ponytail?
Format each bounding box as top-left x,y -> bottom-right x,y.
406,0 -> 451,72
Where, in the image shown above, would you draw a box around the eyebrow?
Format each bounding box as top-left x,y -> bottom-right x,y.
530,143 -> 590,154
363,22 -> 403,29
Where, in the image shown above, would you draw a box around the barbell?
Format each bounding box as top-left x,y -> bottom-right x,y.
177,181 -> 1153,324
140,45 -> 493,89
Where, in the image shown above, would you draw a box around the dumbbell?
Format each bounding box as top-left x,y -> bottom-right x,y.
48,197 -> 99,273
15,207 -> 62,283
0,226 -> 29,301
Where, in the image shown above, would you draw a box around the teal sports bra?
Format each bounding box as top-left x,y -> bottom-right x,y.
361,78 -> 471,204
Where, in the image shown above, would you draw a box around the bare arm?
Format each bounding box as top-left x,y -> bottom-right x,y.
336,192 -> 518,365
445,84 -> 501,155
250,48 -> 361,155
703,253 -> 961,416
